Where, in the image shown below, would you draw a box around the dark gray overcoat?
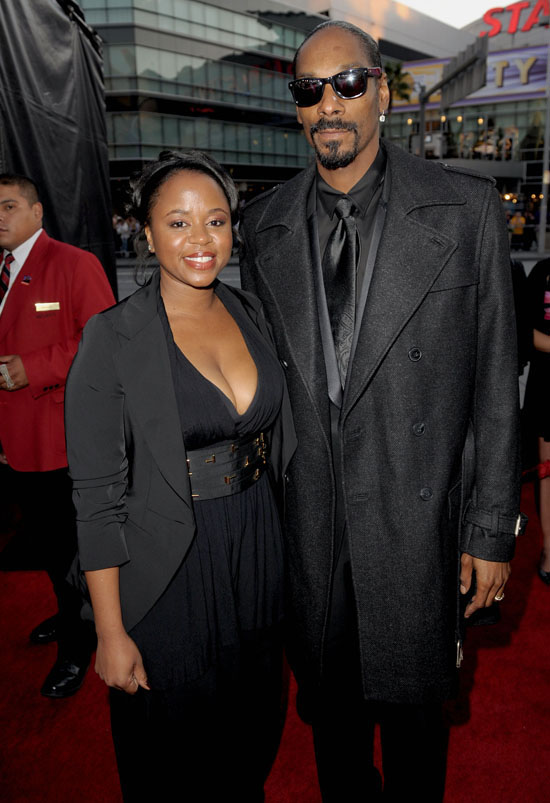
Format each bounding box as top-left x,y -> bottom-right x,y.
240,141 -> 522,705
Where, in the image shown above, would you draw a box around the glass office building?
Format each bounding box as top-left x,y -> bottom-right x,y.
79,0 -> 436,208
80,0 -> 548,217
79,0 -> 327,207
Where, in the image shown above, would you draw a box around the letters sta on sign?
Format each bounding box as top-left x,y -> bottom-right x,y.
481,0 -> 549,37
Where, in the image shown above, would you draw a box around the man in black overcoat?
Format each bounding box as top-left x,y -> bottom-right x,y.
240,20 -> 524,802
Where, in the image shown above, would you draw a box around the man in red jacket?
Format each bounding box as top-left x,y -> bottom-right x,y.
0,173 -> 115,697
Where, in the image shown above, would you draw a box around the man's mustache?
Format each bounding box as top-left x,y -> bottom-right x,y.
310,119 -> 358,136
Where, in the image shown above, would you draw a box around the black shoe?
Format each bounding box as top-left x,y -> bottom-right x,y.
29,614 -> 59,645
40,658 -> 89,698
538,565 -> 550,586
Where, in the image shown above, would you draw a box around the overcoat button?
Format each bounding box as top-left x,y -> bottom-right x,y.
284,473 -> 290,483
408,347 -> 422,362
420,487 -> 433,501
280,359 -> 288,369
412,422 -> 426,436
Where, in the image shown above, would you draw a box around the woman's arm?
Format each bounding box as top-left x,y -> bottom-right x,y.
534,328 -> 550,353
86,567 -> 149,694
66,314 -> 148,694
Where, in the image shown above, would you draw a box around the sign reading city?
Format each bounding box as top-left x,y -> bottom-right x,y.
393,45 -> 547,110
480,0 -> 549,37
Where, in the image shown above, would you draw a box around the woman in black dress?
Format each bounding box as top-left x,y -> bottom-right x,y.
65,151 -> 295,801
523,257 -> 550,583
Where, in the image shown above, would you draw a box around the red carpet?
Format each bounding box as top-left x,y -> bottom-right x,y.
1,481 -> 549,802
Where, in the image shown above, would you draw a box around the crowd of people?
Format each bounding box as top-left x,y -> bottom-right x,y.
1,19 -> 548,803
508,206 -> 538,251
112,214 -> 141,258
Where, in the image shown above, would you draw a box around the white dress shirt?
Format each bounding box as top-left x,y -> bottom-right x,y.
0,228 -> 43,315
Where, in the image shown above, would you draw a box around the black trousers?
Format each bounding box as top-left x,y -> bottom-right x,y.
8,466 -> 94,662
109,630 -> 284,803
310,536 -> 448,803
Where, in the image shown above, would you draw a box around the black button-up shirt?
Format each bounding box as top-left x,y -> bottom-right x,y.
309,143 -> 387,303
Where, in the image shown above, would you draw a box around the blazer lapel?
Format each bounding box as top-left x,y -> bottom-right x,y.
343,143 -> 463,416
112,274 -> 190,507
251,165 -> 331,432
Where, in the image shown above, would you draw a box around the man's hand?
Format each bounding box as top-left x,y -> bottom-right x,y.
460,553 -> 510,618
0,355 -> 29,391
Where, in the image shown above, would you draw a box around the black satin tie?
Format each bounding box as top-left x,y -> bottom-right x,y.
322,196 -> 358,383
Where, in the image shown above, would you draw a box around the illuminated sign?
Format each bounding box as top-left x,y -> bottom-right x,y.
393,46 -> 547,110
474,45 -> 547,96
480,0 -> 549,38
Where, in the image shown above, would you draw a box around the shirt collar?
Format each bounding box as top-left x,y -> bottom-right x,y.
316,145 -> 386,219
7,228 -> 43,268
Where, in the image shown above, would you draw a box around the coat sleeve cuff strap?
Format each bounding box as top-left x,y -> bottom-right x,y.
464,505 -> 528,538
460,503 -> 528,561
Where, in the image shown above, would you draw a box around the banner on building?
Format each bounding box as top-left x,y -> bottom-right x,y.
393,45 -> 548,110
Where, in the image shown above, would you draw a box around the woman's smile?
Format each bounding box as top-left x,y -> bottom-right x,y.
183,251 -> 217,270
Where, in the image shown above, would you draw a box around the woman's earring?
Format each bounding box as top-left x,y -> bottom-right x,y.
148,243 -> 153,252
379,111 -> 386,123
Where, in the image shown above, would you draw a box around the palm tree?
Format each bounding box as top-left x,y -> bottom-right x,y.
384,61 -> 411,114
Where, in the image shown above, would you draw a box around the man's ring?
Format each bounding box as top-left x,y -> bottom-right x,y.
495,592 -> 505,601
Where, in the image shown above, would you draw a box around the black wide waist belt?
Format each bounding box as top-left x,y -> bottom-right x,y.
186,431 -> 268,501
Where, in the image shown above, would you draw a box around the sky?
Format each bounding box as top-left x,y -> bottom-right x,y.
397,0 -> 487,28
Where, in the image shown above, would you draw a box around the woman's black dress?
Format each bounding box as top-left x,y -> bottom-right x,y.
109,286 -> 286,802
523,258 -> 550,443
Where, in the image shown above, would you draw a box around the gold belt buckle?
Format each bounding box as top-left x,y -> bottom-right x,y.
255,432 -> 266,463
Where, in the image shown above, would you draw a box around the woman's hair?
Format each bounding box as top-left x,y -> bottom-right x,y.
128,150 -> 240,264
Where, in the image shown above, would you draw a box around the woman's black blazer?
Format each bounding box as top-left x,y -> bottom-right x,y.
65,272 -> 297,632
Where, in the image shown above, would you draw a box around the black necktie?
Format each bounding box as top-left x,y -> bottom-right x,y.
322,196 -> 358,383
0,251 -> 14,303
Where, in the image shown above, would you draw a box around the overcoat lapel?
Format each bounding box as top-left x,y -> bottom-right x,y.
112,275 -> 190,508
251,164 -> 330,433
343,143 -> 463,416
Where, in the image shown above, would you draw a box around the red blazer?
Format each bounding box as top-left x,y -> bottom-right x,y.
0,231 -> 115,471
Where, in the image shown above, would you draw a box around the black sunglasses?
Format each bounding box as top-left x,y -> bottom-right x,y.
288,67 -> 382,107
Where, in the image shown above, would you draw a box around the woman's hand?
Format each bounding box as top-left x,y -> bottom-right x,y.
95,631 -> 150,694
85,567 -> 149,694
